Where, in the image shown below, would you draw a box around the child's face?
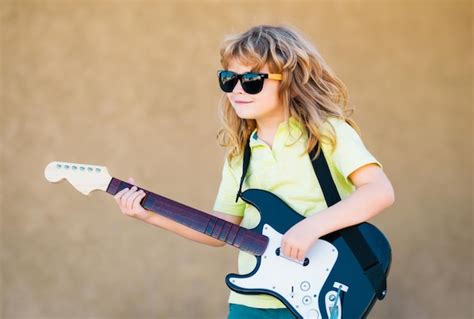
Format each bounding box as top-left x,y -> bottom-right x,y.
226,59 -> 284,124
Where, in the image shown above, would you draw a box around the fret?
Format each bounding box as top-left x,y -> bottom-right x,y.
226,224 -> 240,245
205,217 -> 217,236
106,178 -> 269,256
233,228 -> 244,248
211,219 -> 225,239
218,221 -> 232,242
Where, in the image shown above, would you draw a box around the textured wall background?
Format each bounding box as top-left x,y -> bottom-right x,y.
1,1 -> 472,318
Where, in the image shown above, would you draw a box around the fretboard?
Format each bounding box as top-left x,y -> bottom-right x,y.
106,178 -> 268,256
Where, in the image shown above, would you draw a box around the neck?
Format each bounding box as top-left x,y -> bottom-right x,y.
106,177 -> 269,255
256,113 -> 288,148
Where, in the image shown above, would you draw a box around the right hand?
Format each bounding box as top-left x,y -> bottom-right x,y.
114,177 -> 153,220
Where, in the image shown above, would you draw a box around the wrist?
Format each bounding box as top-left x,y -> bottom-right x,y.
135,210 -> 155,222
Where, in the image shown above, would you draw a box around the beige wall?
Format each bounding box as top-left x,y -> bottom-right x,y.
1,1 -> 472,318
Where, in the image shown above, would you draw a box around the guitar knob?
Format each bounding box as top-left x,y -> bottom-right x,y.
302,295 -> 312,305
300,281 -> 311,291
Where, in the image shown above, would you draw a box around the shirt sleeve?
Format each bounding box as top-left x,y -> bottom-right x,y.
321,118 -> 383,184
212,157 -> 246,217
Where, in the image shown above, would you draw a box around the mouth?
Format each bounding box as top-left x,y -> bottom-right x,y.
234,100 -> 252,104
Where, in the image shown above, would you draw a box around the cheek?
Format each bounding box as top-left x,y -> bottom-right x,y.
225,93 -> 234,105
262,85 -> 281,106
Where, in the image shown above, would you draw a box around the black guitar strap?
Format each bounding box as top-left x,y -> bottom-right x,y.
308,145 -> 387,300
236,139 -> 387,300
235,138 -> 252,203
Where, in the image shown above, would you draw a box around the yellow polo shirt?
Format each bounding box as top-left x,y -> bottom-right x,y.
213,116 -> 382,309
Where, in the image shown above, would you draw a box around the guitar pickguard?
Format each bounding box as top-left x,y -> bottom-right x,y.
227,224 -> 338,319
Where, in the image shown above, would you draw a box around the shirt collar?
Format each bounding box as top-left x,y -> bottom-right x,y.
249,117 -> 304,149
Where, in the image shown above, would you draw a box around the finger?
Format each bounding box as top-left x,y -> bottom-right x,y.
121,186 -> 137,208
115,189 -> 130,208
282,243 -> 291,259
289,246 -> 296,260
289,245 -> 299,261
114,188 -> 129,201
128,177 -> 135,185
132,191 -> 146,211
124,187 -> 139,210
296,249 -> 304,262
127,190 -> 143,210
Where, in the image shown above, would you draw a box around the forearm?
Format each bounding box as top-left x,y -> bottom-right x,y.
137,211 -> 226,247
114,184 -> 230,247
281,164 -> 394,261
305,182 -> 395,238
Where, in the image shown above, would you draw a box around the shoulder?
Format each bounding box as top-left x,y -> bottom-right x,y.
318,116 -> 382,181
319,116 -> 361,150
320,116 -> 357,135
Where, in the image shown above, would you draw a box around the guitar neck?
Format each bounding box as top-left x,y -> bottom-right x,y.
106,178 -> 268,256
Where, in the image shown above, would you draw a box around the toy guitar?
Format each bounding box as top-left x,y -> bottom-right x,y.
44,161 -> 391,319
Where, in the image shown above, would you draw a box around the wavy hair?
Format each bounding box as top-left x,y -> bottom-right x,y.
217,24 -> 359,163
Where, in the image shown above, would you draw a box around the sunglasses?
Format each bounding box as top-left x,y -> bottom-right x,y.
217,70 -> 283,95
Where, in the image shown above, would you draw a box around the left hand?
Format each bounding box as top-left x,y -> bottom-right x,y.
281,221 -> 319,262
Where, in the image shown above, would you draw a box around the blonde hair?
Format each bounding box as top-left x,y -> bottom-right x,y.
217,24 -> 359,163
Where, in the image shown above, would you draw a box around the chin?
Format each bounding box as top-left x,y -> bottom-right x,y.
233,107 -> 259,120
235,113 -> 256,120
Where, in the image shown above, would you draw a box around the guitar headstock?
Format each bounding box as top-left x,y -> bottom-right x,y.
44,161 -> 112,195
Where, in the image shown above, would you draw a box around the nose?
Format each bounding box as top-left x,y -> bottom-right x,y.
232,79 -> 245,94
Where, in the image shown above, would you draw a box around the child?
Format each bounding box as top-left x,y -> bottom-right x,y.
114,24 -> 395,319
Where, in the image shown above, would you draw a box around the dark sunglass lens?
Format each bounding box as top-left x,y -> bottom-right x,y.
219,71 -> 238,93
242,73 -> 264,94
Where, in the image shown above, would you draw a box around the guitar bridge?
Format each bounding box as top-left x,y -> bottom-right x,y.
325,282 -> 348,319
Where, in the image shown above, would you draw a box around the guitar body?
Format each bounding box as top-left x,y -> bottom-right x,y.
225,189 -> 391,319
